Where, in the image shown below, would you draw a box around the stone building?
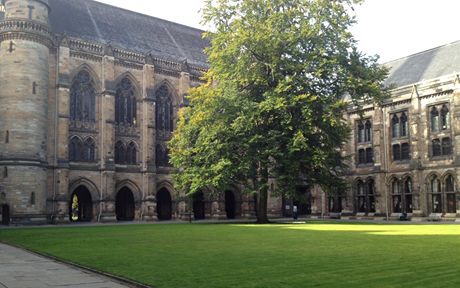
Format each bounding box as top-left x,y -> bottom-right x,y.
0,0 -> 459,225
0,0 -> 270,225
330,42 -> 460,221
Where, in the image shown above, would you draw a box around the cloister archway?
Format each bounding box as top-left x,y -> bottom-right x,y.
116,187 -> 135,221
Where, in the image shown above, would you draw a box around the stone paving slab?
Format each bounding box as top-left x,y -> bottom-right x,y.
0,243 -> 132,288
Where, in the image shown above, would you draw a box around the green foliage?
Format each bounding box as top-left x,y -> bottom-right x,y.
2,223 -> 460,288
169,0 -> 388,221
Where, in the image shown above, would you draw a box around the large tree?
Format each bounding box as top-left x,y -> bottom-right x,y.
169,0 -> 388,223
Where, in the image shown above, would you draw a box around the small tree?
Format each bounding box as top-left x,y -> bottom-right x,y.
170,0 -> 388,223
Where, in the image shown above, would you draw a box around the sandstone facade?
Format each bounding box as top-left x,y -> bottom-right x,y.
0,0 -> 459,224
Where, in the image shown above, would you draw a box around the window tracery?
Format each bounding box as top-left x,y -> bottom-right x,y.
155,84 -> 174,132
115,77 -> 137,126
69,136 -> 96,162
70,70 -> 96,122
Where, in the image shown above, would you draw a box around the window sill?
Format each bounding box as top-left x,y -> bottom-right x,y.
391,136 -> 409,141
392,160 -> 411,164
429,155 -> 453,161
430,130 -> 451,136
356,163 -> 374,168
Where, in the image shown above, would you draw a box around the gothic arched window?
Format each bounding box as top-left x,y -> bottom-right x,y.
115,77 -> 137,125
445,175 -> 456,213
404,178 -> 413,213
390,177 -> 413,213
357,122 -> 365,143
432,139 -> 441,157
364,120 -> 372,142
356,180 -> 365,213
83,138 -> 96,162
126,142 -> 137,165
431,176 -> 442,213
355,179 -> 375,214
442,137 -> 452,156
115,141 -> 125,164
392,114 -> 400,138
69,136 -> 83,161
156,144 -> 170,167
441,105 -> 450,130
400,112 -> 408,137
392,178 -> 401,213
70,70 -> 96,122
430,107 -> 439,132
155,85 -> 174,132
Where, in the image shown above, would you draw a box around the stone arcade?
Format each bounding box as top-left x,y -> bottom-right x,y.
0,0 -> 459,224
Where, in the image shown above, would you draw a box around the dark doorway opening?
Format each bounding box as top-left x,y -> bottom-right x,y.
116,187 -> 135,221
225,190 -> 236,219
157,188 -> 172,221
294,187 -> 312,215
1,204 -> 10,226
282,187 -> 312,217
69,186 -> 93,222
193,191 -> 205,220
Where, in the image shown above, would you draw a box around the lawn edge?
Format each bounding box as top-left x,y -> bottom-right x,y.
0,240 -> 154,288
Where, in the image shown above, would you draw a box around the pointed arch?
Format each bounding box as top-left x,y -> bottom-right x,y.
83,137 -> 96,162
70,67 -> 98,122
154,79 -> 178,103
155,81 -> 176,132
443,173 -> 457,213
156,181 -> 178,199
440,104 -> 450,130
126,141 -> 138,165
156,144 -> 170,167
354,177 -> 375,214
430,106 -> 440,132
69,136 -> 83,161
70,64 -> 102,90
391,114 -> 400,138
115,74 -> 139,126
115,179 -> 142,203
425,172 -> 442,185
69,177 -> 101,202
115,141 -> 126,164
114,72 -> 141,96
400,112 -> 408,137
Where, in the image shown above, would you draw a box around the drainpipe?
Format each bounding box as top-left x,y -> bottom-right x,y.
382,106 -> 389,221
98,59 -> 105,223
51,44 -> 60,223
139,67 -> 147,223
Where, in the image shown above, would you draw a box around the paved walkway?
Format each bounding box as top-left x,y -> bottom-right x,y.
0,243 -> 132,288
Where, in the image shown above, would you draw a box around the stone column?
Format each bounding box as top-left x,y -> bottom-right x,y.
99,53 -> 117,222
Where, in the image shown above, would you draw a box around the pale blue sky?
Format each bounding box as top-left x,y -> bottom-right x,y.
96,0 -> 460,63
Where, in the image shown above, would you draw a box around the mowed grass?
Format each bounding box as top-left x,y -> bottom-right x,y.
1,222 -> 460,288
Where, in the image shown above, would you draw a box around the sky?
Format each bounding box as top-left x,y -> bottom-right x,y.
96,0 -> 460,63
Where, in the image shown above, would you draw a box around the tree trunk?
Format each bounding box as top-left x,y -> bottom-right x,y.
256,165 -> 269,224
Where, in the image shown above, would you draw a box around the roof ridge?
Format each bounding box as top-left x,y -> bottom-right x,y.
383,39 -> 460,65
86,0 -> 205,33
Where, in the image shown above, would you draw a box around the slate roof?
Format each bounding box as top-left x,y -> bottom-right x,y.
384,40 -> 460,88
3,0 -> 460,85
47,0 -> 208,67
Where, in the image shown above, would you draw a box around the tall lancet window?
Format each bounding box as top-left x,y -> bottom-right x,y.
70,70 -> 96,122
115,77 -> 137,125
155,85 -> 174,132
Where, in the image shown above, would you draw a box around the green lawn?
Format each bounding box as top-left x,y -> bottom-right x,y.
1,222 -> 460,288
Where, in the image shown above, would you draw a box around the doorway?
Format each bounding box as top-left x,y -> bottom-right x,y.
1,204 -> 9,225
116,187 -> 135,221
193,191 -> 205,220
156,188 -> 172,220
69,186 -> 93,222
